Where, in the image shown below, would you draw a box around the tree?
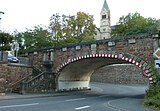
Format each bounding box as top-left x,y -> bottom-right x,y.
21,26 -> 53,51
33,26 -> 53,49
112,12 -> 160,36
71,12 -> 96,42
145,18 -> 160,33
49,13 -> 62,46
49,12 -> 96,46
0,32 -> 14,51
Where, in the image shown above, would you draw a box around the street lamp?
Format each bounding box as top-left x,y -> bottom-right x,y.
0,11 -> 5,31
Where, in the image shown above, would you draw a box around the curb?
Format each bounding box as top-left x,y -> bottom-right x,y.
0,92 -> 68,100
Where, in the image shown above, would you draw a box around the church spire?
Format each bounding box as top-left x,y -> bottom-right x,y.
101,0 -> 109,13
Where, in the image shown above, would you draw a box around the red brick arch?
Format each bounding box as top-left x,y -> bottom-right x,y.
55,52 -> 154,84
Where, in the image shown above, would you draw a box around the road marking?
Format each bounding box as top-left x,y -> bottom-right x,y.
98,95 -> 109,98
75,106 -> 90,110
108,99 -> 128,111
0,103 -> 39,109
104,99 -> 128,111
65,98 -> 86,102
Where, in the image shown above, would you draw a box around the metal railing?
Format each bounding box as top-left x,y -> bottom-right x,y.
10,74 -> 33,93
32,66 -> 43,76
22,71 -> 55,93
10,66 -> 47,93
24,72 -> 46,89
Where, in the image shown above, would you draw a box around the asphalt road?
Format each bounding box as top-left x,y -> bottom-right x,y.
0,83 -> 154,111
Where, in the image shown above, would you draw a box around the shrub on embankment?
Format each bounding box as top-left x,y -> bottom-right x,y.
144,82 -> 160,109
144,64 -> 160,109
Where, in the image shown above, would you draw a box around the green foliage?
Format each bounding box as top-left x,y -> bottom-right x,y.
112,12 -> 160,36
0,32 -> 14,51
144,64 -> 160,109
49,12 -> 96,46
145,94 -> 160,108
150,63 -> 160,82
144,82 -> 160,109
21,26 -> 53,51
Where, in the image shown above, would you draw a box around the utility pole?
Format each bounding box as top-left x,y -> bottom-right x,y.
0,11 -> 5,31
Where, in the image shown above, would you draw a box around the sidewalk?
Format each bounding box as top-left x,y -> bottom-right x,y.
0,92 -> 68,100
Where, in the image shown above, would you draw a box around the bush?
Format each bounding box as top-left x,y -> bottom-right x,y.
144,93 -> 160,108
144,63 -> 160,109
144,82 -> 160,109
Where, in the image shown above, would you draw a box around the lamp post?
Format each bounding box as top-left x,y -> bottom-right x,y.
0,11 -> 5,31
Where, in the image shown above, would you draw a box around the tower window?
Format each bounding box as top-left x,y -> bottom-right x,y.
102,15 -> 106,19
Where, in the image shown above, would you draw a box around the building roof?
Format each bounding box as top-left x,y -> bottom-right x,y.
101,0 -> 109,13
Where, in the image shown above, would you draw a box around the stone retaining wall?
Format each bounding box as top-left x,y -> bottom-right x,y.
0,62 -> 32,93
91,64 -> 148,84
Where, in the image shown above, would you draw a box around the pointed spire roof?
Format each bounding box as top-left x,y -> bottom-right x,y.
101,0 -> 109,13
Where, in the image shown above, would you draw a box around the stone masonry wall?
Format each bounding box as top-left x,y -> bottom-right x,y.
91,64 -> 148,84
54,34 -> 154,69
0,62 -> 32,93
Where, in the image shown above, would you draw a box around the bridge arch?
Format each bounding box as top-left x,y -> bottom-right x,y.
55,52 -> 154,91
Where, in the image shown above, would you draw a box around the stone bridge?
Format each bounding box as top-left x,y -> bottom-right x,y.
27,32 -> 160,91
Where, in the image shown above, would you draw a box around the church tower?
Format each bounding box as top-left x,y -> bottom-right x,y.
100,0 -> 111,39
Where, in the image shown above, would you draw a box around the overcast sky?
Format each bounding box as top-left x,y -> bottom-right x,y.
0,0 -> 160,32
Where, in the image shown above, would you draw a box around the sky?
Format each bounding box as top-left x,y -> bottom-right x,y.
0,0 -> 160,32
